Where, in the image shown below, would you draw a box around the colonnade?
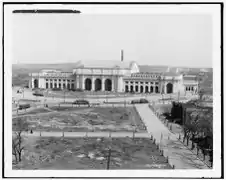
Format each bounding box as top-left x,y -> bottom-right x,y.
45,78 -> 75,89
124,81 -> 160,93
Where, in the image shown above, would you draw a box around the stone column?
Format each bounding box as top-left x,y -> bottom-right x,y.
81,76 -> 85,90
101,77 -> 105,91
91,76 -> 95,91
164,83 -> 167,94
111,76 -> 114,92
76,75 -> 80,89
128,83 -> 131,92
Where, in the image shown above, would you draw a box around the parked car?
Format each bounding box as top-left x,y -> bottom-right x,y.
131,98 -> 149,104
73,99 -> 89,105
18,104 -> 30,110
131,99 -> 140,104
140,98 -> 149,103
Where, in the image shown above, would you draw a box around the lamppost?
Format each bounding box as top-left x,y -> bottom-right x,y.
106,145 -> 112,170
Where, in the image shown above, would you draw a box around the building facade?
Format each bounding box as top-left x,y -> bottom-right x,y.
29,60 -> 199,94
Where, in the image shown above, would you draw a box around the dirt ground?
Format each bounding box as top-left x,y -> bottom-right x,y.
13,137 -> 172,170
13,107 -> 146,132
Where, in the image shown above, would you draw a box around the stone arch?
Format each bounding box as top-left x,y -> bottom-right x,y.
34,79 -> 39,88
140,86 -> 144,93
130,85 -> 134,92
71,84 -> 74,90
166,83 -> 173,94
135,85 -> 139,92
150,86 -> 153,93
85,78 -> 92,91
145,86 -> 149,93
155,86 -> 159,93
125,85 -> 129,92
105,79 -> 112,91
95,78 -> 102,91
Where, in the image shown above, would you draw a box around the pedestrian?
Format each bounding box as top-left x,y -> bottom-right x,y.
30,129 -> 33,134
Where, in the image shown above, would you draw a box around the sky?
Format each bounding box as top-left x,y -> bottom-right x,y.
11,13 -> 213,67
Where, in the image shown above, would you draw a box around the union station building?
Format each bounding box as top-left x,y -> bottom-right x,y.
29,60 -> 199,94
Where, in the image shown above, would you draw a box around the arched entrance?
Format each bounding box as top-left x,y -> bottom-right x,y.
85,78 -> 92,91
130,85 -> 134,92
135,85 -> 138,92
95,79 -> 102,91
67,84 -> 70,89
140,86 -> 143,93
105,79 -> 112,91
34,79 -> 39,88
71,84 -> 74,90
145,86 -> 149,93
155,86 -> 159,93
46,83 -> 48,89
150,86 -> 153,93
166,83 -> 173,94
125,85 -> 129,92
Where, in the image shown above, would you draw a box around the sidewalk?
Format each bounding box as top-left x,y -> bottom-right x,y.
17,131 -> 151,138
135,104 -> 209,169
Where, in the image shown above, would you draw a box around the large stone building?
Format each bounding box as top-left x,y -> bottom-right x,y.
29,60 -> 199,94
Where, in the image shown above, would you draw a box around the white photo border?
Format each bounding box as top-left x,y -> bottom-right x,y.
3,2 -> 222,178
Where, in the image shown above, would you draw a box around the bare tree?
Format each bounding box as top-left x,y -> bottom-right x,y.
12,117 -> 29,163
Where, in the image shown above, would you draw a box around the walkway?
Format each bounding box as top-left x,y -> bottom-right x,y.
135,104 -> 209,169
17,131 -> 150,138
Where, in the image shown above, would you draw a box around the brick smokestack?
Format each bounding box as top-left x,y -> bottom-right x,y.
121,49 -> 124,62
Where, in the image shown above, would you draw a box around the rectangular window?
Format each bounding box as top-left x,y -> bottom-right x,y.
63,79 -> 66,82
140,82 -> 143,84
145,82 -> 149,84
135,82 -> 138,84
46,79 -> 48,81
71,80 -> 74,82
59,79 -> 61,81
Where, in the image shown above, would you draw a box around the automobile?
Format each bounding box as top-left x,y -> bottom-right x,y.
18,104 -> 30,110
33,92 -> 44,96
131,99 -> 140,104
140,98 -> 149,103
131,98 -> 149,104
72,99 -> 89,105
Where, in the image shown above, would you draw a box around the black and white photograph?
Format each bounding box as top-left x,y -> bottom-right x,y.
3,2 -> 222,178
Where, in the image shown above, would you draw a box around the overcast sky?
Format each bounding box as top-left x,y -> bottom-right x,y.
11,13 -> 212,67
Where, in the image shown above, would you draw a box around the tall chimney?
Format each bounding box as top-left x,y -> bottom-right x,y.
121,49 -> 124,62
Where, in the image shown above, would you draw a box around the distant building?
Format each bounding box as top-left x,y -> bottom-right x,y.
29,60 -> 199,94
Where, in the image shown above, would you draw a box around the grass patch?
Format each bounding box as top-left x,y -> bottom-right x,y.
13,107 -> 146,132
13,137 -> 172,170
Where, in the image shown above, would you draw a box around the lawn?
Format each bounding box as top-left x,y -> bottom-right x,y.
17,108 -> 52,115
13,107 -> 146,132
13,137 -> 172,170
